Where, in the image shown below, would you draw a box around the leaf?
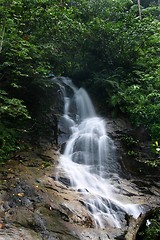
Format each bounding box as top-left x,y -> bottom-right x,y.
155,141 -> 159,147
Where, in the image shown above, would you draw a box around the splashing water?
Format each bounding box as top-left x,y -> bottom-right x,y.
55,77 -> 142,228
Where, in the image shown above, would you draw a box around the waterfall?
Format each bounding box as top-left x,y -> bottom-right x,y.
55,77 -> 142,228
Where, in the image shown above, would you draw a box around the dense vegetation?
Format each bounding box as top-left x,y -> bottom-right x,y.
0,0 -> 160,164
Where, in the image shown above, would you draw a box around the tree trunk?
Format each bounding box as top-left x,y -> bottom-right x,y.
125,214 -> 146,240
125,208 -> 159,240
0,22 -> 5,53
137,0 -> 142,19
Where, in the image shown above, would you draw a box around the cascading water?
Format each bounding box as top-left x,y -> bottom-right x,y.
55,77 -> 142,228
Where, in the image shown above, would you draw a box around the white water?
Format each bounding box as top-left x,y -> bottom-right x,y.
56,77 -> 142,228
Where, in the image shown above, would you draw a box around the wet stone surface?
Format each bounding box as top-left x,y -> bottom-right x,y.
0,119 -> 159,240
0,148 -> 80,240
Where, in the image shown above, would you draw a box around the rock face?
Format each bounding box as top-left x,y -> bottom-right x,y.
0,147 -> 79,240
29,81 -> 64,148
0,77 -> 159,240
0,139 -> 159,240
105,117 -> 159,177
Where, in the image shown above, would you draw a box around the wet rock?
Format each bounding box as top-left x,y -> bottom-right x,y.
0,152 -> 79,240
59,202 -> 94,227
0,226 -> 43,240
57,177 -> 71,187
70,226 -> 126,240
4,182 -> 42,209
5,208 -> 36,229
0,142 -> 159,240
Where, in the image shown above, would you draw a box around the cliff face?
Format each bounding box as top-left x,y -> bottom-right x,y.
0,140 -> 159,240
0,84 -> 159,240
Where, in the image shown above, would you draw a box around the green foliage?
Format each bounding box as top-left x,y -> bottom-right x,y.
152,141 -> 160,155
0,0 -> 160,166
140,219 -> 160,239
121,135 -> 139,158
0,90 -> 30,120
127,150 -> 138,157
0,124 -> 24,163
145,140 -> 160,167
0,89 -> 30,162
76,2 -> 160,149
109,14 -> 160,137
151,124 -> 160,143
0,0 -> 58,161
145,158 -> 160,168
138,208 -> 160,240
122,135 -> 139,147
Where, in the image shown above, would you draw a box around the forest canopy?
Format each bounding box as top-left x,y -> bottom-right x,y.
0,0 -> 160,161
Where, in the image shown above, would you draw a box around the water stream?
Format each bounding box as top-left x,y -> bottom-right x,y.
55,77 -> 142,228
